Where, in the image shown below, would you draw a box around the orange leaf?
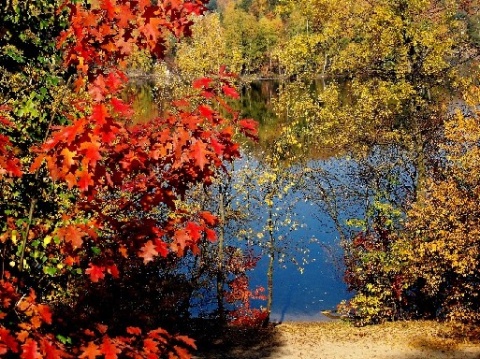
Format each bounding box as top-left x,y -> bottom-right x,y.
79,341 -> 101,359
57,224 -> 84,249
191,140 -> 208,171
29,154 -> 45,173
175,335 -> 196,350
173,345 -> 190,359
80,141 -> 102,167
60,147 -> 77,172
76,169 -> 93,191
40,338 -> 64,359
100,337 -> 121,359
96,324 -> 108,334
16,330 -> 29,343
30,315 -> 42,329
37,304 -> 53,324
139,240 -> 158,264
200,211 -> 217,226
126,327 -> 142,336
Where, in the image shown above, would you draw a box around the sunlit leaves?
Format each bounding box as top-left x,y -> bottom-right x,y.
403,108 -> 480,323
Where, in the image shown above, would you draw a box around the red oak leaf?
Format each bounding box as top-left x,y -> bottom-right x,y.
191,140 -> 208,171
21,339 -> 41,359
77,169 -> 94,191
139,240 -> 158,264
210,137 -> 225,156
0,328 -> 19,353
222,85 -> 239,99
176,335 -> 196,350
174,345 -> 190,359
186,222 -> 202,242
239,119 -> 258,139
110,98 -> 133,117
85,264 -> 105,282
100,337 -> 121,359
40,338 -> 64,359
192,77 -> 212,89
90,104 -> 108,125
36,304 -> 52,324
198,105 -> 214,120
60,148 -> 77,172
154,239 -> 169,258
107,264 -> 119,278
80,141 -> 102,167
143,338 -> 159,354
205,228 -> 216,242
79,341 -> 101,359
57,224 -> 84,249
173,229 -> 190,255
126,327 -> 142,336
200,211 -> 217,226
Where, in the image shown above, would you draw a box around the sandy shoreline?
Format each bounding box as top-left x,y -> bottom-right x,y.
271,321 -> 480,359
194,320 -> 480,359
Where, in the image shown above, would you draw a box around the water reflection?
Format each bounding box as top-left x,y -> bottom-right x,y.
127,78 -> 416,321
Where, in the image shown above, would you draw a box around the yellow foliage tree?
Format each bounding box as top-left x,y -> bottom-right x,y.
402,89 -> 480,323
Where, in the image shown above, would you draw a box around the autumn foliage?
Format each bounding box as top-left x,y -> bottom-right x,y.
0,0 -> 257,358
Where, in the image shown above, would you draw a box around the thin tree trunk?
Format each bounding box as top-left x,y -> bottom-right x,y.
266,203 -> 274,321
216,189 -> 226,323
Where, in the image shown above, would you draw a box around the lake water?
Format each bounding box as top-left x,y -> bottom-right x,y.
237,155 -> 363,322
128,78 -> 377,321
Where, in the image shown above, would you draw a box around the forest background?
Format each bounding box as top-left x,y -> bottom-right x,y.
1,0 -> 480,358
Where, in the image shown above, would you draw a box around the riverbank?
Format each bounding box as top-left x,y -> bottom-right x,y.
193,320 -> 480,359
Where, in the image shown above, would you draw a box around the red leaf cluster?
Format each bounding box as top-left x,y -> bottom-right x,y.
1,0 -> 260,357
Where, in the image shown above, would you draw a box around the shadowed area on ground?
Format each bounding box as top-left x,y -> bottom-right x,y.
187,321 -> 281,359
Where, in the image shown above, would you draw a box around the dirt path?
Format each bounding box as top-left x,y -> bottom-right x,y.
193,320 -> 480,358
270,321 -> 480,359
